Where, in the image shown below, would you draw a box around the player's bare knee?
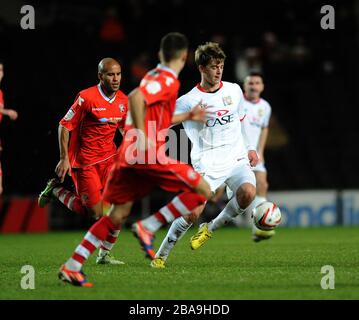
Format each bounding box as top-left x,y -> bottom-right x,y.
87,205 -> 103,220
236,184 -> 256,207
109,203 -> 132,225
109,210 -> 125,225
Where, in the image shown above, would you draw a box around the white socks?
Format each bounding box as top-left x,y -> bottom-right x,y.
208,196 -> 246,232
156,217 -> 192,260
65,258 -> 82,272
141,215 -> 164,233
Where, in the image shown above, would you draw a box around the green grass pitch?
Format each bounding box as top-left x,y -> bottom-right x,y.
0,226 -> 358,300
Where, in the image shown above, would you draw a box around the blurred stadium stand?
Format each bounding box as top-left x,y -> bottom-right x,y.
0,0 -> 358,229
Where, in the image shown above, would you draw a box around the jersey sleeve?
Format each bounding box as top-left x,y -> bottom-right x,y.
263,102 -> 272,128
174,95 -> 190,115
139,75 -> 174,106
59,94 -> 87,131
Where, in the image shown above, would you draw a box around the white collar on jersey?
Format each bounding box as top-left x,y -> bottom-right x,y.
156,64 -> 178,78
97,84 -> 117,103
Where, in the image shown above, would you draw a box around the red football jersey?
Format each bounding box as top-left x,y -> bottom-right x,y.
0,89 -> 4,122
117,64 -> 180,167
60,84 -> 128,168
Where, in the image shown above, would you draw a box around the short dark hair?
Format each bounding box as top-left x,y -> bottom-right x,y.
247,71 -> 264,81
195,42 -> 226,67
160,32 -> 189,62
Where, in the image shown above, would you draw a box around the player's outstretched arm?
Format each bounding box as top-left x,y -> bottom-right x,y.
129,89 -> 146,132
128,89 -> 153,151
55,125 -> 71,182
0,108 -> 18,120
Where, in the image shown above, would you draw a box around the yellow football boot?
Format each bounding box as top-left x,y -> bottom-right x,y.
190,223 -> 213,250
150,257 -> 166,269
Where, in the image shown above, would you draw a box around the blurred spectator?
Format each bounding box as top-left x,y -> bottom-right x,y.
234,47 -> 263,82
100,6 -> 125,44
130,52 -> 151,85
290,36 -> 311,63
262,31 -> 289,63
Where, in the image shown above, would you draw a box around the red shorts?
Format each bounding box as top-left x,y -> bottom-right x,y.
71,157 -> 114,207
103,162 -> 201,204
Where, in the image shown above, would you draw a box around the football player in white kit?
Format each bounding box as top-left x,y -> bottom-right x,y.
151,42 -> 259,268
242,72 -> 275,241
224,72 -> 275,241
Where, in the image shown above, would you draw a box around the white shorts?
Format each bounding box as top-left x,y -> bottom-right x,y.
252,162 -> 267,173
201,158 -> 256,194
225,162 -> 265,200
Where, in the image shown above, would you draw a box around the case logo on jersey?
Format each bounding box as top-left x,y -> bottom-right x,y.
205,109 -> 234,127
222,96 -> 233,106
144,81 -> 162,95
64,108 -> 75,121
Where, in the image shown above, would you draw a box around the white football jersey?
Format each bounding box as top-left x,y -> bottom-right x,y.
175,81 -> 248,175
242,97 -> 271,151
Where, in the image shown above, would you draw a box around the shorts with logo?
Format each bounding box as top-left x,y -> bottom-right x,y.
103,162 -> 202,204
71,156 -> 114,207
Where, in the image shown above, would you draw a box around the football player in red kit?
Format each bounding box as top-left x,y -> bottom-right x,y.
58,33 -> 212,287
39,58 -> 128,265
